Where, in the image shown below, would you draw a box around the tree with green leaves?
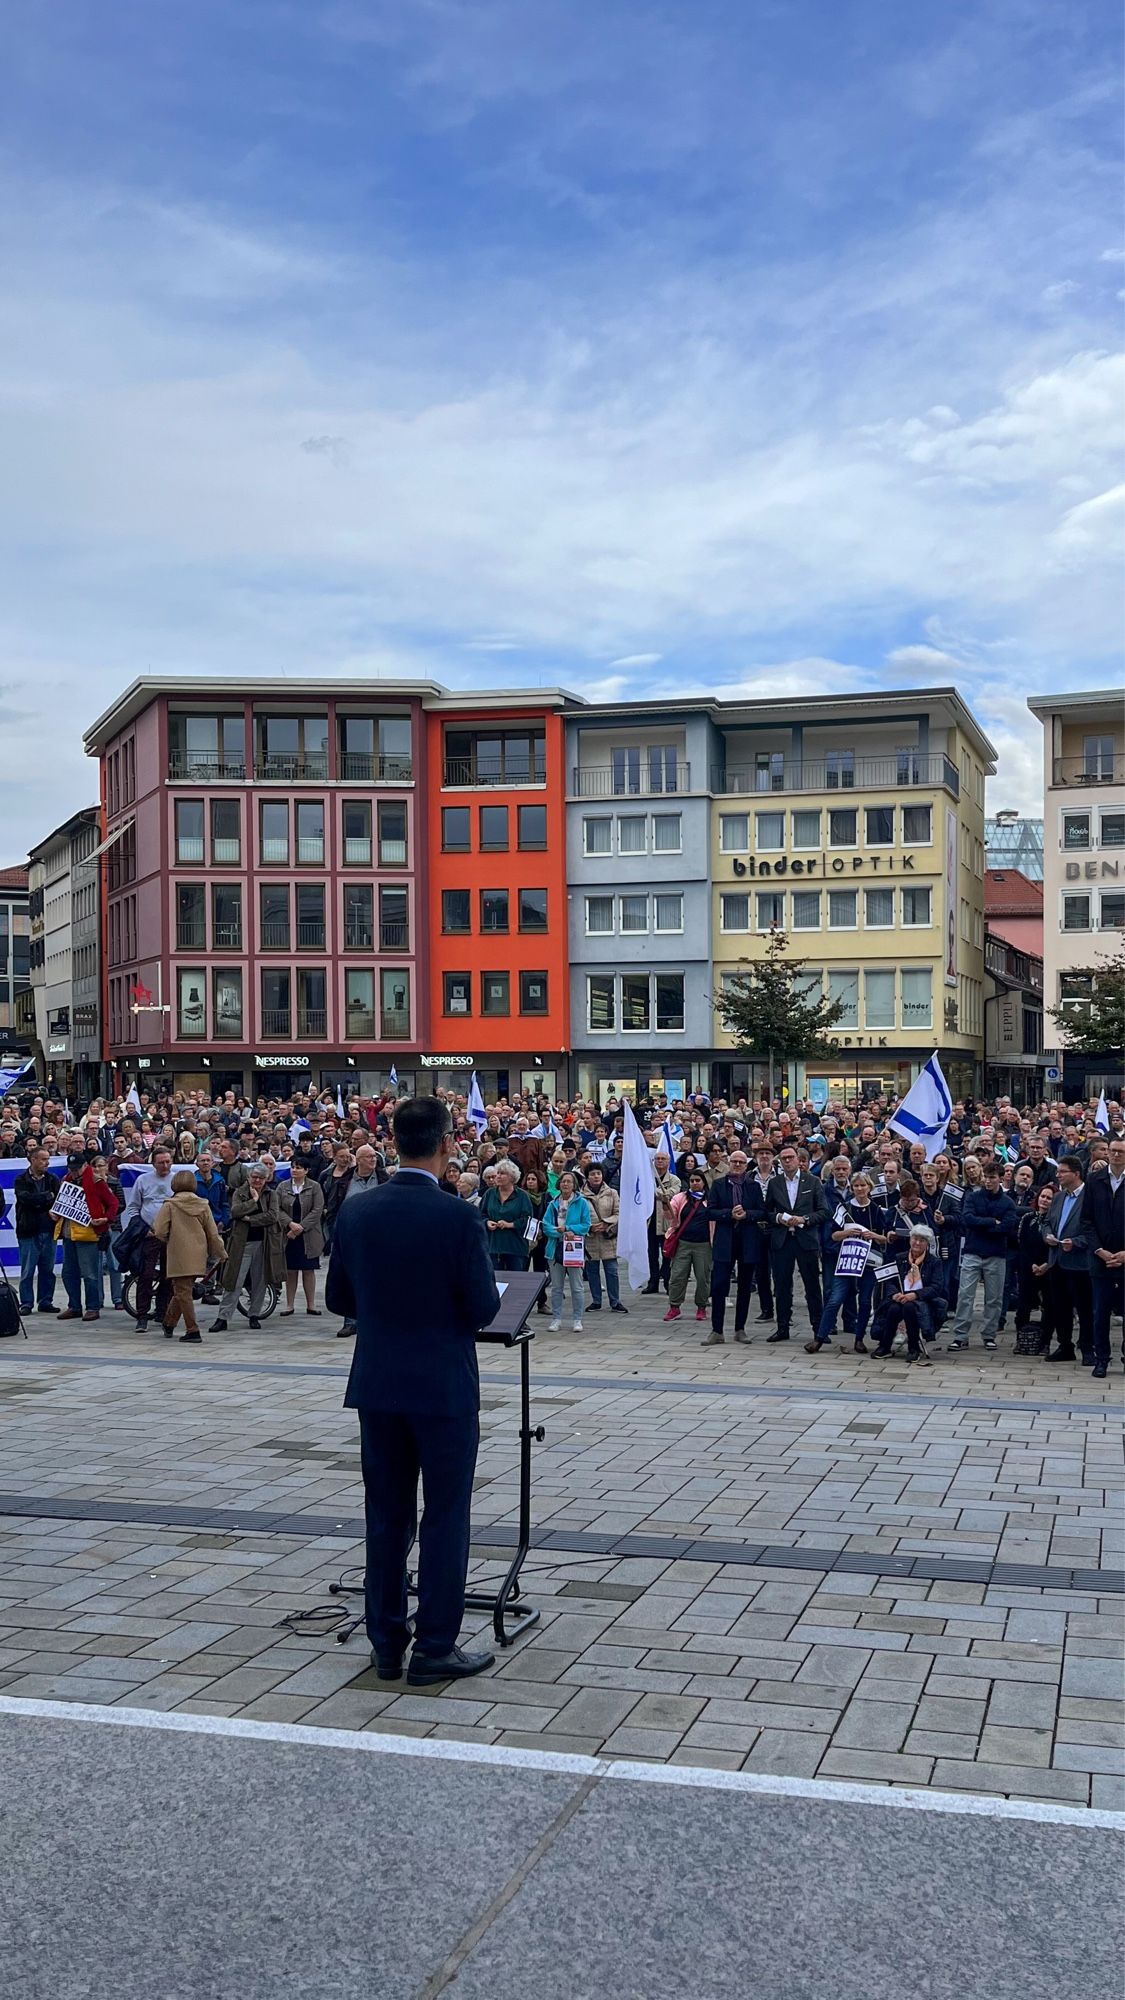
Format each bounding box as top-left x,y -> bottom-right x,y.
1048,938 -> 1125,1055
718,926 -> 846,1100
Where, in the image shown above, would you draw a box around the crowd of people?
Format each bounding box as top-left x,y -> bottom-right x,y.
0,1080 -> 1122,1374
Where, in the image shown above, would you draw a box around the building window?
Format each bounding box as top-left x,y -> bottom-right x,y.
653,813 -> 682,853
260,801 -> 289,865
212,883 -> 242,950
296,883 -> 325,950
379,885 -> 408,950
1059,972 -> 1093,1014
756,891 -> 784,929
972,909 -> 983,947
1062,812 -> 1090,850
297,968 -> 327,1038
1083,735 -> 1116,780
827,967 -> 859,1027
480,889 -> 509,933
902,804 -> 932,845
478,805 -> 509,853
1101,810 -> 1125,848
864,968 -> 896,1028
960,897 -> 971,941
206,968 -> 240,1040
1101,891 -> 1125,931
866,806 -> 894,846
864,887 -> 894,928
169,713 -> 245,779
621,974 -> 650,1032
257,714 -> 328,780
444,728 -> 545,786
520,971 -> 548,1014
900,968 -> 932,1029
654,893 -> 683,933
583,816 -> 612,856
442,807 -> 470,852
175,883 -> 205,951
343,884 -> 373,950
210,800 -> 241,865
826,749 -> 855,789
345,969 -> 375,1036
381,968 -> 410,1038
828,889 -> 857,929
519,888 -> 548,932
295,801 -> 325,866
343,802 -> 372,866
339,715 -> 413,782
444,972 -> 471,1016
618,815 -> 646,854
899,886 -> 930,926
175,800 -> 205,864
518,804 -> 547,850
720,814 -> 749,853
177,968 -> 206,1038
620,894 -> 648,934
829,808 -> 857,848
755,812 -> 784,851
791,890 -> 821,930
721,893 -> 750,932
378,803 -> 408,867
1022,1008 -> 1041,1055
442,889 -> 471,934
1063,894 -> 1090,931
586,895 -> 614,934
587,974 -> 615,1031
655,974 -> 684,1030
792,810 -> 820,849
481,971 -> 510,1016
260,884 -> 290,952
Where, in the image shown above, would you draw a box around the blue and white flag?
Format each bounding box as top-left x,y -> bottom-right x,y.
888,1055 -> 952,1162
0,1056 -> 34,1100
468,1070 -> 487,1135
1095,1091 -> 1110,1134
389,1065 -> 399,1093
659,1116 -> 677,1165
335,1086 -> 345,1119
617,1098 -> 656,1289
288,1117 -> 310,1142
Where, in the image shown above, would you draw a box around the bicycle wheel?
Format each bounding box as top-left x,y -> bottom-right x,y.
236,1280 -> 278,1321
120,1273 -> 140,1322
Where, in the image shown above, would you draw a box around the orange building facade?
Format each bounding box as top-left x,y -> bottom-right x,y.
425,696 -> 571,1102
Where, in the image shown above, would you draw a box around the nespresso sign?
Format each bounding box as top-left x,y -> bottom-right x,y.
731,852 -> 918,877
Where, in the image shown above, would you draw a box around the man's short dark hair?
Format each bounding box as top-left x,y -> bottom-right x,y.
393,1095 -> 452,1160
982,1159 -> 1001,1177
1059,1154 -> 1085,1179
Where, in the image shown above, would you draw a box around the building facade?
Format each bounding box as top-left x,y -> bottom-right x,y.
0,866 -> 32,1065
984,868 -> 1043,959
984,929 -> 1044,1104
985,815 -> 1044,881
1027,690 -> 1124,1097
27,808 -> 102,1096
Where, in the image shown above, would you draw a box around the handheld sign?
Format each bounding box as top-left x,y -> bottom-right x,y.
835,1236 -> 871,1280
50,1180 -> 92,1229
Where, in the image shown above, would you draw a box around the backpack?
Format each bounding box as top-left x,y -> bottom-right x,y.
0,1277 -> 24,1338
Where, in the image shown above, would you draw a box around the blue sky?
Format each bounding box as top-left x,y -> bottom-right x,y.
1,0 -> 1121,850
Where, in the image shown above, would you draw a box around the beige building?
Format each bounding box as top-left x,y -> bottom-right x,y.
1027,689 -> 1124,1096
710,689 -> 994,1103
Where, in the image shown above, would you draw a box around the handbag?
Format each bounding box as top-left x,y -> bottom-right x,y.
663,1201 -> 698,1260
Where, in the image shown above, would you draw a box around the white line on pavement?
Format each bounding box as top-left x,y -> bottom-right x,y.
1,1695 -> 1121,1832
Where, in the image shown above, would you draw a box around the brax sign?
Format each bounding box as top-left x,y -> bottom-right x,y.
731,853 -> 918,877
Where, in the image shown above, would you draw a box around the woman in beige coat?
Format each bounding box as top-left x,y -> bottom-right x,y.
153,1170 -> 227,1343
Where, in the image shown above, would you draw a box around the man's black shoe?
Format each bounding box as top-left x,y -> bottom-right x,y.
611,1302 -> 628,1313
587,1301 -> 602,1311
756,1310 -> 774,1322
1045,1348 -> 1076,1362
248,1317 -> 262,1329
407,1644 -> 495,1687
370,1652 -> 404,1681
337,1321 -> 356,1338
766,1330 -> 790,1342
1092,1362 -> 1108,1378
37,1305 -> 59,1315
642,1282 -> 660,1295
210,1318 -> 228,1333
135,1318 -> 149,1334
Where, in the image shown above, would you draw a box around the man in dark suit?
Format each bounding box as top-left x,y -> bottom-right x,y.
1042,1155 -> 1094,1365
1085,1136 -> 1125,1378
706,1149 -> 763,1345
765,1142 -> 830,1341
326,1096 -> 501,1686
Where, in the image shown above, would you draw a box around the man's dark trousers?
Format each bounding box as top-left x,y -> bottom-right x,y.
1046,1267 -> 1093,1360
711,1255 -> 754,1335
358,1408 -> 480,1658
772,1232 -> 823,1335
1091,1264 -> 1125,1369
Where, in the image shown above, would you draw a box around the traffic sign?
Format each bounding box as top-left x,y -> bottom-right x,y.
1045,1066 -> 1060,1081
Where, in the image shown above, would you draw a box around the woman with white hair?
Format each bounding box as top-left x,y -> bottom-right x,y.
868,1224 -> 946,1367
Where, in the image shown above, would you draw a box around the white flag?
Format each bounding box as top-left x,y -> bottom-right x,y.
888,1055 -> 952,1162
1095,1091 -> 1110,1134
468,1070 -> 487,1135
125,1082 -> 143,1116
336,1086 -> 345,1119
617,1098 -> 656,1290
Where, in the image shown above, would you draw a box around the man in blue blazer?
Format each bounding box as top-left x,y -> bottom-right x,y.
326,1096 -> 501,1686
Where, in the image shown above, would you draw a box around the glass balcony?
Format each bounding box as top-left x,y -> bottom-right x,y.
709,753 -> 959,797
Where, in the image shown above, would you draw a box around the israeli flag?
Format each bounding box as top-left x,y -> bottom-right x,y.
389,1065 -> 399,1092
288,1117 -> 310,1142
617,1099 -> 656,1289
0,1056 -> 34,1099
468,1070 -> 487,1135
336,1086 -> 345,1119
888,1055 -> 952,1162
659,1116 -> 677,1165
1094,1091 -> 1110,1134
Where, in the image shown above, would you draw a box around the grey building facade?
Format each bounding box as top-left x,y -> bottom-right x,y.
28,807 -> 103,1098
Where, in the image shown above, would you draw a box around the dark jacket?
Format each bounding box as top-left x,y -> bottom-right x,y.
1042,1185 -> 1092,1272
765,1169 -> 830,1249
708,1172 -> 764,1261
1083,1170 -> 1124,1261
195,1170 -> 231,1231
13,1167 -> 59,1237
959,1186 -> 1018,1260
326,1169 -> 500,1417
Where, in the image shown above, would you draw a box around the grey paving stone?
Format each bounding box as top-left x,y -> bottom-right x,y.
978,1725 -> 1053,1768
986,1682 -> 1060,1730
795,1645 -> 870,1689
545,1688 -> 640,1737
904,1731 -> 979,1760
1051,1744 -> 1125,1777
819,1749 -> 936,1785
601,1726 -> 684,1758
742,1729 -> 830,1776
933,1760 -> 1089,1803
831,1702 -> 915,1752
1060,1655 -> 1124,1700
1091,1775 -> 1125,1810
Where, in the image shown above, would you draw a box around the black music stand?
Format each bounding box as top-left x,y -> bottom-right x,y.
466,1267 -> 548,1647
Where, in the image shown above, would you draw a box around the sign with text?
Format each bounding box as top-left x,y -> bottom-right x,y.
834,1236 -> 872,1279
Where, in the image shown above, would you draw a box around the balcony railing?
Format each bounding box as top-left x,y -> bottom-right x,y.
261,923 -> 290,951
296,921 -> 326,950
255,753 -> 329,781
212,922 -> 242,949
572,764 -> 690,798
340,752 -> 414,782
344,1009 -> 376,1037
261,1009 -> 292,1037
1051,754 -> 1125,788
443,756 -> 546,789
343,921 -> 374,950
710,754 -> 959,798
168,753 -> 246,781
176,923 -> 206,950
297,1009 -> 327,1038
985,936 -> 1044,990
379,920 -> 409,951
381,1009 -> 411,1039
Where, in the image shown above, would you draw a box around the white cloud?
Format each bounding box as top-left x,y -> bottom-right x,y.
608,652 -> 662,668
885,644 -> 966,677
1041,279 -> 1080,302
1099,247 -> 1125,262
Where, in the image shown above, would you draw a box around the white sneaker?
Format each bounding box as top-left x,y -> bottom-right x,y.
548,1317 -> 561,1331
572,1320 -> 583,1331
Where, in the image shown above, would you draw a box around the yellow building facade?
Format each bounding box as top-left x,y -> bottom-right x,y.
708,690 -> 993,1104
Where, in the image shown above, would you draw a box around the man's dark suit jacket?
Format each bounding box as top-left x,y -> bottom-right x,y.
1042,1186 -> 1092,1272
326,1169 -> 500,1417
765,1170 -> 830,1250
1083,1171 -> 1124,1259
708,1174 -> 765,1261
